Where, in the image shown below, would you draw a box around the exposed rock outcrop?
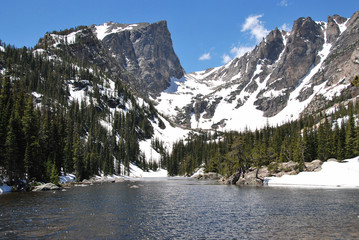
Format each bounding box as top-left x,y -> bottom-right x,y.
93,21 -> 184,98
37,20 -> 185,98
194,172 -> 223,180
219,160 -> 323,185
158,11 -> 359,131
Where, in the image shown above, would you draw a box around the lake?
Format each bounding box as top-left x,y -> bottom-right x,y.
1,178 -> 359,239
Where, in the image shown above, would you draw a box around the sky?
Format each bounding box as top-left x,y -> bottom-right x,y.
0,0 -> 358,73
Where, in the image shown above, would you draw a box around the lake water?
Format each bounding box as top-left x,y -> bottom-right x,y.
1,178 -> 359,239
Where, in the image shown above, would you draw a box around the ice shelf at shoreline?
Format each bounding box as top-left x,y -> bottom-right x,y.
265,156 -> 359,188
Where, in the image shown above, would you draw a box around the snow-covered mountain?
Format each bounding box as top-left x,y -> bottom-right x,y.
155,12 -> 359,131
26,11 -> 359,161
37,21 -> 184,99
32,21 -> 189,165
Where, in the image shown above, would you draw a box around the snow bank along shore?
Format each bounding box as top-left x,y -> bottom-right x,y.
265,157 -> 359,188
0,163 -> 168,193
3,157 -> 359,193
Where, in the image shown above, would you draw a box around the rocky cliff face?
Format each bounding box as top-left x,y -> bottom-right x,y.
35,12 -> 359,132
92,21 -> 184,97
37,20 -> 185,98
156,11 -> 359,131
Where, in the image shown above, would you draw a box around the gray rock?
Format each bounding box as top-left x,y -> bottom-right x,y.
326,16 -> 341,43
37,20 -> 185,99
166,12 -> 359,126
195,172 -> 223,180
32,183 -> 60,191
115,177 -> 125,183
305,159 -> 323,172
99,21 -> 184,98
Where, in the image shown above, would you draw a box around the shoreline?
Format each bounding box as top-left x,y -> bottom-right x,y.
2,157 -> 359,193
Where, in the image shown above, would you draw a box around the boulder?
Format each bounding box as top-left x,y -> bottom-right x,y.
195,172 -> 223,180
32,183 -> 60,191
305,159 -> 323,172
237,170 -> 258,185
219,172 -> 241,184
115,177 -> 125,183
257,166 -> 270,179
81,179 -> 93,184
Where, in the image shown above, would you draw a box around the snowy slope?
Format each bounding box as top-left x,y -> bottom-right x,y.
65,76 -> 190,164
155,13 -> 358,131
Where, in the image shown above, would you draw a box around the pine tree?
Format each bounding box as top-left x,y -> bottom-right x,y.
5,111 -> 24,180
345,103 -> 355,158
317,118 -> 330,161
0,76 -> 12,167
50,162 -> 59,185
22,95 -> 41,180
72,126 -> 84,181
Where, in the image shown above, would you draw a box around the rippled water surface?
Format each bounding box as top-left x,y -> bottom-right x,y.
1,178 -> 359,239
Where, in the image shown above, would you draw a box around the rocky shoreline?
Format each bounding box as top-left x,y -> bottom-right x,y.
0,175 -> 132,193
193,159 -> 324,186
0,160 -> 330,193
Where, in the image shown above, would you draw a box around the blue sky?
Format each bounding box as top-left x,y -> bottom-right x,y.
0,0 -> 357,73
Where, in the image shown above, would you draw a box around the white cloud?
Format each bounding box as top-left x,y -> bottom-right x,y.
222,43 -> 253,64
230,45 -> 253,58
222,54 -> 232,64
279,0 -> 288,6
280,23 -> 291,32
220,15 -> 268,65
241,14 -> 269,43
199,52 -> 211,61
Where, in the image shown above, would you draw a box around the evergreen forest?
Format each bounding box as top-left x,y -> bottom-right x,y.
0,41 -> 159,184
1,38 -> 359,184
166,99 -> 359,177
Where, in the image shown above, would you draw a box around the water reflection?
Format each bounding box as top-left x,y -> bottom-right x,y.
1,179 -> 359,239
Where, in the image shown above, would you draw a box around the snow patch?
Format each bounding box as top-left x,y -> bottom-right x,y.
164,77 -> 186,93
265,157 -> 359,188
59,173 -> 77,184
0,184 -> 12,193
129,163 -> 168,178
190,167 -> 205,178
31,91 -> 43,99
94,22 -> 139,41
139,139 -> 162,163
50,30 -> 82,47
335,19 -> 349,34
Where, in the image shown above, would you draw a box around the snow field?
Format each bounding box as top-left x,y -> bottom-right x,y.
155,18 -> 351,132
265,157 -> 359,188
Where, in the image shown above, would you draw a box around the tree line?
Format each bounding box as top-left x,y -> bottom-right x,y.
166,98 -> 359,177
0,42 -> 158,184
1,39 -> 358,183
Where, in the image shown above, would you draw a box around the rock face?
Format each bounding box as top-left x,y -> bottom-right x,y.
220,160 -> 323,185
35,12 -> 359,132
304,159 -> 323,171
193,172 -> 223,180
37,21 -> 185,98
156,11 -> 359,131
96,21 -> 184,97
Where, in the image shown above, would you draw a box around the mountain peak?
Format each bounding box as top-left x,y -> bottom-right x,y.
90,22 -> 149,40
155,11 -> 359,131
90,20 -> 184,97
